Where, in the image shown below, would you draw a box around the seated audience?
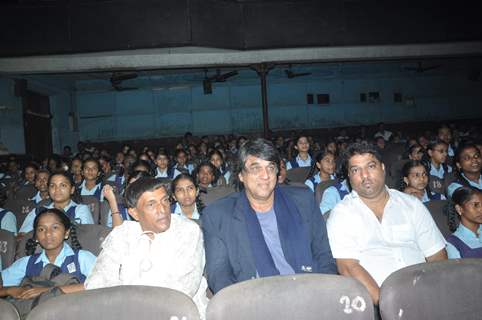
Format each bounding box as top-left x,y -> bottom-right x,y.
171,173 -> 204,221
447,143 -> 482,197
401,160 -> 445,202
286,135 -> 313,170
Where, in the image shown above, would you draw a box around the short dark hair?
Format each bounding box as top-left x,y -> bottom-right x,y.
124,177 -> 166,209
342,142 -> 383,177
237,138 -> 281,175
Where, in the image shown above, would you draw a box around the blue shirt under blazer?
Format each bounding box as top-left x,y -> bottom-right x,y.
201,185 -> 337,294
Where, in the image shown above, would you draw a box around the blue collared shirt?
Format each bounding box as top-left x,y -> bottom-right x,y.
447,174 -> 482,198
19,200 -> 94,233
80,181 -> 104,201
446,224 -> 482,259
421,190 -> 446,203
30,191 -> 44,205
429,163 -> 452,179
173,202 -> 200,220
320,180 -> 349,214
0,208 -> 17,235
286,154 -> 312,170
1,243 -> 96,284
155,167 -> 181,179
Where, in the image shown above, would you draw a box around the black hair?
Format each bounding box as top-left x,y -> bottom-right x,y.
193,161 -> 220,187
453,142 -> 481,188
208,149 -> 228,173
170,173 -> 205,214
399,160 -> 434,197
424,140 -> 449,172
124,177 -> 166,209
82,158 -> 104,185
447,186 -> 481,232
25,208 -> 82,256
307,150 -> 335,180
406,143 -> 424,160
236,138 -> 281,176
48,171 -> 82,203
342,142 -> 383,178
129,159 -> 153,177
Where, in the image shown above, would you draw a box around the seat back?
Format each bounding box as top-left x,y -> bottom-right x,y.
207,274 -> 374,320
4,198 -> 36,229
200,185 -> 236,207
26,285 -> 200,320
0,229 -> 16,269
380,259 -> 482,320
314,179 -> 338,206
424,200 -> 451,238
0,299 -> 20,320
286,167 -> 311,184
80,196 -> 100,224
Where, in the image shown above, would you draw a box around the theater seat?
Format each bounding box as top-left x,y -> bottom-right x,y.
379,259 -> 482,320
0,299 -> 20,320
3,198 -> 36,230
80,196 -> 101,225
0,229 -> 16,269
286,167 -> 311,184
26,285 -> 200,320
200,185 -> 235,207
424,200 -> 451,238
206,274 -> 374,320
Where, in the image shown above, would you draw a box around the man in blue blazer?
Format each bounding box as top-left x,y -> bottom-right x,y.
202,138 -> 337,294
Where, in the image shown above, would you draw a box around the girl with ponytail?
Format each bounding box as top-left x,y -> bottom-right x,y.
171,173 -> 205,221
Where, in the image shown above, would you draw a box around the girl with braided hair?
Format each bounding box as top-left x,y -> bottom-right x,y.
446,186 -> 482,259
304,150 -> 336,192
0,208 -> 96,298
171,173 -> 205,221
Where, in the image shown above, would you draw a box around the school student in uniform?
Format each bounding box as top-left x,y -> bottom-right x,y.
425,140 -> 453,194
286,135 -> 313,170
70,157 -> 84,187
400,160 -> 446,203
154,150 -> 181,180
170,173 -> 204,221
304,150 -> 336,192
209,149 -> 231,185
19,172 -> 94,234
447,143 -> 482,198
30,169 -> 50,205
78,158 -> 104,201
446,186 -> 482,259
0,208 -> 95,298
174,149 -> 194,175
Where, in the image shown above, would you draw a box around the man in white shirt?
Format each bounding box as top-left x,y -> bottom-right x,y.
85,177 -> 208,318
327,143 -> 446,305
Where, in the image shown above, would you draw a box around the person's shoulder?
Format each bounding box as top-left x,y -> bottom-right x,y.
279,184 -> 313,200
171,214 -> 200,234
389,188 -> 423,206
78,248 -> 97,260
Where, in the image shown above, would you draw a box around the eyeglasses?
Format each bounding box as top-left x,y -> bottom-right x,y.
243,164 -> 279,176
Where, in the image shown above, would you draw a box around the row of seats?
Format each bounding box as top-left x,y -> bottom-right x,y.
1,259 -> 480,320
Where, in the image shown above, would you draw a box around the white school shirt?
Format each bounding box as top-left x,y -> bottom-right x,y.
327,187 -> 445,286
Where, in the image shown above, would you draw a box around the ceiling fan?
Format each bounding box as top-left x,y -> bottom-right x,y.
204,69 -> 239,83
109,72 -> 139,91
403,62 -> 441,73
285,65 -> 311,79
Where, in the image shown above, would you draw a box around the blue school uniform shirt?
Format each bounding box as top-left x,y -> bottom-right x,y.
320,180 -> 349,215
0,208 -> 17,235
155,167 -> 181,179
172,202 -> 200,220
429,163 -> 452,179
421,190 -> 446,203
447,174 -> 482,198
106,202 -> 132,228
446,224 -> 482,259
19,200 -> 94,234
0,243 -> 96,286
80,181 -> 104,202
304,174 -> 336,192
286,155 -> 313,170
30,191 -> 44,205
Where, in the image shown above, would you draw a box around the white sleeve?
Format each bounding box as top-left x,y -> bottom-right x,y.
84,230 -> 123,289
19,209 -> 36,233
327,206 -> 361,260
411,200 -> 446,257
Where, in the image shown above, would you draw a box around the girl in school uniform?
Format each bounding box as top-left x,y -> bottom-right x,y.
19,172 -> 94,234
304,150 -> 336,192
286,135 -> 313,170
400,160 -> 445,203
78,158 -> 104,202
170,173 -> 204,221
154,150 -> 181,180
425,140 -> 453,195
70,157 -> 84,187
447,143 -> 482,198
0,208 -> 96,298
446,186 -> 482,259
209,149 -> 231,185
